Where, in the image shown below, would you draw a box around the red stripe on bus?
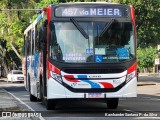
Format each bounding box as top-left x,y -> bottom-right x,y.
48,62 -> 61,79
127,62 -> 137,74
64,75 -> 79,82
99,82 -> 114,88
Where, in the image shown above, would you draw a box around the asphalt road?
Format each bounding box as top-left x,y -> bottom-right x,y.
1,76 -> 160,120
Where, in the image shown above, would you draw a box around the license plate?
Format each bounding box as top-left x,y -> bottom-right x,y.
18,77 -> 24,80
88,93 -> 104,98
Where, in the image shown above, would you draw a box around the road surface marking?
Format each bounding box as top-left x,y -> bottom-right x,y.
4,89 -> 45,120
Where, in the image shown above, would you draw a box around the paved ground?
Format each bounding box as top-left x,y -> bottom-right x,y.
0,75 -> 159,111
0,89 -> 18,111
0,78 -> 41,120
0,74 -> 159,120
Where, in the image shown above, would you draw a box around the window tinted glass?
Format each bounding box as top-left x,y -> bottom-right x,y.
49,21 -> 135,63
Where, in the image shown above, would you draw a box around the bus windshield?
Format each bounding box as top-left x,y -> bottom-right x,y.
49,21 -> 135,63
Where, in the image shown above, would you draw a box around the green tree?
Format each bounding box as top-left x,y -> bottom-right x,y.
0,0 -> 37,74
0,0 -> 160,74
36,0 -> 59,8
137,47 -> 157,72
113,0 -> 160,47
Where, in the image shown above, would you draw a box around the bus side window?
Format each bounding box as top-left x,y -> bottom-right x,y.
23,35 -> 26,56
32,30 -> 35,55
27,30 -> 31,56
49,23 -> 62,60
35,25 -> 39,52
36,18 -> 44,51
39,27 -> 44,48
24,35 -> 28,56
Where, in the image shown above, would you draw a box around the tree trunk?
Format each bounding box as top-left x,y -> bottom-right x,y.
10,43 -> 22,61
0,44 -> 9,76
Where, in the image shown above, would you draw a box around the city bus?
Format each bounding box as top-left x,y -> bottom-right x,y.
23,2 -> 137,110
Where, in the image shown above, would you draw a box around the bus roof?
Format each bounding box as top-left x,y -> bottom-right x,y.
49,2 -> 130,8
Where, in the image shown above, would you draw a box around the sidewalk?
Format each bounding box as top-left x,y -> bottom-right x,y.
0,88 -> 19,111
139,73 -> 160,77
0,88 -> 41,120
0,78 -> 41,120
0,78 -> 20,111
0,89 -> 19,111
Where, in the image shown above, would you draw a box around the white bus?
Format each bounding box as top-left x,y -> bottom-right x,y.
23,2 -> 137,110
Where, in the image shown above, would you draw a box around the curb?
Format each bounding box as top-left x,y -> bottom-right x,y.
139,73 -> 160,77
137,83 -> 156,86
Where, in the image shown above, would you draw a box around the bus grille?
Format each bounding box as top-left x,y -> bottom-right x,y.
62,68 -> 124,74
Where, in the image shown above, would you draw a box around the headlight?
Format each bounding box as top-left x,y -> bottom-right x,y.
50,71 -> 62,83
12,76 -> 17,80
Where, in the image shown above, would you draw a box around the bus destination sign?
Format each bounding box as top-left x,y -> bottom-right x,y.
55,6 -> 128,17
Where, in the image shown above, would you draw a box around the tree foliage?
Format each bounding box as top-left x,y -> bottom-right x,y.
112,0 -> 160,71
113,0 -> 160,47
137,47 -> 157,72
0,0 -> 160,73
0,0 -> 37,72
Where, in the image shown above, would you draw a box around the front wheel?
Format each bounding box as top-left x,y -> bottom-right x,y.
40,81 -> 45,104
106,98 -> 119,109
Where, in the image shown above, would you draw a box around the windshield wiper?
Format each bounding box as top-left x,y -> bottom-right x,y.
99,18 -> 115,37
70,18 -> 89,39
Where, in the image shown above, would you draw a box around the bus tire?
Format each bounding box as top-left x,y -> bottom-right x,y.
46,99 -> 56,110
106,98 -> 119,109
30,93 -> 38,102
40,80 -> 45,104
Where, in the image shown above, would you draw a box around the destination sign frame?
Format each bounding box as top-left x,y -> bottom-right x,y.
54,6 -> 128,17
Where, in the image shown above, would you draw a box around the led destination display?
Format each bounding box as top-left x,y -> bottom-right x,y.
55,6 -> 128,17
